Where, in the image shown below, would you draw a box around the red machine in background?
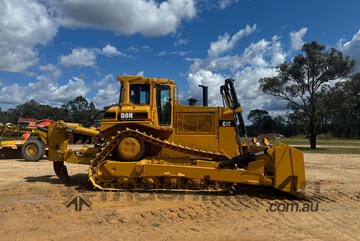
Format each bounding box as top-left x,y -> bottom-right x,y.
0,118 -> 54,161
21,118 -> 54,141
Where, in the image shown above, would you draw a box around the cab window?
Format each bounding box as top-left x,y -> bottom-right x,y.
119,85 -> 124,103
156,85 -> 171,125
130,84 -> 150,104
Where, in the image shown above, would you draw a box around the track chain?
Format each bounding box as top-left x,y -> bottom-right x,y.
88,128 -> 232,192
124,128 -> 226,159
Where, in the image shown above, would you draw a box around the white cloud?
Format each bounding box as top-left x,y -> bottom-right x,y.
341,29 -> 360,71
186,29 -> 288,118
127,46 -> 140,52
136,71 -> 144,77
232,66 -> 277,113
126,46 -> 152,54
100,44 -> 125,56
92,74 -> 132,108
93,76 -> 120,108
39,64 -> 57,72
189,36 -> 285,74
187,70 -> 226,106
270,36 -> 286,66
0,77 -> 89,105
157,50 -> 191,57
170,51 -> 192,56
186,67 -> 280,119
59,44 -> 125,67
0,84 -> 26,105
0,0 -> 58,72
142,46 -> 151,51
174,38 -> 190,46
208,24 -> 257,58
218,0 -> 240,9
48,77 -> 90,103
289,27 -> 308,50
93,74 -> 113,88
48,0 -> 196,36
239,36 -> 285,67
188,55 -> 238,73
59,48 -> 96,67
157,51 -> 168,56
240,39 -> 271,67
39,64 -> 62,80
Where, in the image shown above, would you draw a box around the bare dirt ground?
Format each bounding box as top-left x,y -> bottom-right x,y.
292,145 -> 360,149
0,153 -> 359,241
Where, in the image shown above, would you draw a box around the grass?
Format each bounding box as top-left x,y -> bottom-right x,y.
280,135 -> 360,154
295,146 -> 360,154
281,135 -> 360,146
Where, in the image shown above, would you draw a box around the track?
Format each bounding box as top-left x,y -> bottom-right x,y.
89,128 -> 234,192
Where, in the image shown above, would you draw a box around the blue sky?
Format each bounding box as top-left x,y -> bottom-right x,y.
0,0 -> 359,118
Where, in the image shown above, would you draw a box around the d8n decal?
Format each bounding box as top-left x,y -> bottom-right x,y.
120,112 -> 134,119
119,112 -> 148,120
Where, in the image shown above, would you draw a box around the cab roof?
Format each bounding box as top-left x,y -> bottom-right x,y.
117,75 -> 175,85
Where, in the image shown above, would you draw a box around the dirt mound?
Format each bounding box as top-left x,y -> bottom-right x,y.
256,133 -> 281,145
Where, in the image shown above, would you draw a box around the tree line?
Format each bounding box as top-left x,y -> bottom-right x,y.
0,96 -> 103,127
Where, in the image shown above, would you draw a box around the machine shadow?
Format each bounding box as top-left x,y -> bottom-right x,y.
24,173 -> 93,190
16,158 -> 47,162
0,150 -> 23,159
230,184 -> 301,201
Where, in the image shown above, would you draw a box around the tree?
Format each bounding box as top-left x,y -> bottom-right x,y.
247,109 -> 278,136
3,100 -> 70,123
248,109 -> 270,125
65,96 -> 97,126
322,73 -> 360,138
0,97 -> 100,126
287,110 -> 307,136
0,108 -> 6,123
259,41 -> 355,148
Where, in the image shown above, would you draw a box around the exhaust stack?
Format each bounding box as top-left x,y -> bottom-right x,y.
198,85 -> 208,107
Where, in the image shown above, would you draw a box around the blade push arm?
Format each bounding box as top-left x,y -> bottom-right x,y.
220,78 -> 249,146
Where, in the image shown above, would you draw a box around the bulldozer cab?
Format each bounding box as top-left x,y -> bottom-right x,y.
103,76 -> 176,130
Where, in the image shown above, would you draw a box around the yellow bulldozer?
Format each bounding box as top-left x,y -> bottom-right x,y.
48,76 -> 306,197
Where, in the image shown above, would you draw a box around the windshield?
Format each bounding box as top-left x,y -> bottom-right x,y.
130,84 -> 150,104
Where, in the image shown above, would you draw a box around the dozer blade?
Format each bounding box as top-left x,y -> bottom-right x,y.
53,161 -> 71,183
